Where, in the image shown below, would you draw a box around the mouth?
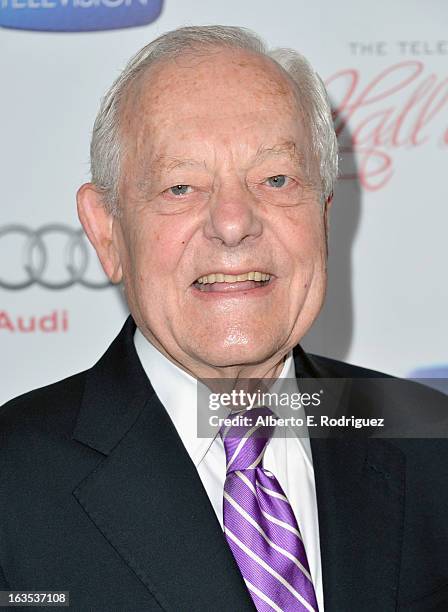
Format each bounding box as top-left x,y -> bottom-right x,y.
192,271 -> 274,293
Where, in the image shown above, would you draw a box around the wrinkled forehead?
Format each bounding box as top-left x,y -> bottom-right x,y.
120,47 -> 303,143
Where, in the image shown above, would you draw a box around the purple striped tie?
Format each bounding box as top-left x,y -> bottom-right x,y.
220,407 -> 318,612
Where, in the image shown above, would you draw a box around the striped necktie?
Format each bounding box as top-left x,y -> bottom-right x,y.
220,406 -> 318,612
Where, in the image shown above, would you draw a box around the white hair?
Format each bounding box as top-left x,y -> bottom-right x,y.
90,25 -> 338,215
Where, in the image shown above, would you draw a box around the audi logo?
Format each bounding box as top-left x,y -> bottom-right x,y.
0,225 -> 111,290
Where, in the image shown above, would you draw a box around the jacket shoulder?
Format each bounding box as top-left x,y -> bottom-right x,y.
0,372 -> 87,442
307,352 -> 447,400
307,353 -> 393,379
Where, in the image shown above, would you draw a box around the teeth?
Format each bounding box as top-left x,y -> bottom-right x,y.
197,271 -> 271,285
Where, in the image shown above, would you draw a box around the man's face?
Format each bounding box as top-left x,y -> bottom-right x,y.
105,49 -> 329,372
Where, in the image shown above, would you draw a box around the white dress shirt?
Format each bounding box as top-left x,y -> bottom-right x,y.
134,328 -> 324,610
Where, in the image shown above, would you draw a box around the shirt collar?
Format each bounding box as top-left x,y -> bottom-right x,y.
134,327 -> 309,466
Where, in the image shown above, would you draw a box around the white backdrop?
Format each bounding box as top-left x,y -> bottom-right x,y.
1,0 -> 447,404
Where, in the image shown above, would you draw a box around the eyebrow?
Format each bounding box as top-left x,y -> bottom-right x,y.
252,141 -> 304,165
151,155 -> 205,172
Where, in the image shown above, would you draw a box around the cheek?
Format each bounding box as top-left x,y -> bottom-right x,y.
129,218 -> 193,285
277,209 -> 326,272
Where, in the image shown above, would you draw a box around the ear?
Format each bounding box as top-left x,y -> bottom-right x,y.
77,183 -> 123,284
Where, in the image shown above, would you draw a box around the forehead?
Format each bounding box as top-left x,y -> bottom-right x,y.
122,47 -> 301,138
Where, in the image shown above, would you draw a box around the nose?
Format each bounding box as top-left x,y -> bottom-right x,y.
203,179 -> 263,247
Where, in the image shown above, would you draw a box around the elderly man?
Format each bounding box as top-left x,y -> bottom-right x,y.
1,25 -> 448,612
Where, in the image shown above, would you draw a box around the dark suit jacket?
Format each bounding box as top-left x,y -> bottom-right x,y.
1,317 -> 448,611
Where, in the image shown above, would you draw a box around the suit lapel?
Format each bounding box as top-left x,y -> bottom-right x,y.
294,346 -> 405,611
72,318 -> 255,611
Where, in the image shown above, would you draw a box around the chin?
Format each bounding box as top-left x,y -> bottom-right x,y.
194,335 -> 279,370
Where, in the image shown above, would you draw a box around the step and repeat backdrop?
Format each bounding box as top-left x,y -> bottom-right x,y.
1,0 -> 447,403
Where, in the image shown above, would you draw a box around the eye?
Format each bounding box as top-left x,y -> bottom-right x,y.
265,175 -> 288,188
168,184 -> 192,196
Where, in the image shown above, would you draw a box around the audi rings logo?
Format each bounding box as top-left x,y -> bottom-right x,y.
0,225 -> 111,290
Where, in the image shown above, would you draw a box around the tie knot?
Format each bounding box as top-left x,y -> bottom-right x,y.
219,406 -> 276,473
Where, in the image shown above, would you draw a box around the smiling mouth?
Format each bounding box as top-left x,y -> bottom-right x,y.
193,271 -> 272,293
